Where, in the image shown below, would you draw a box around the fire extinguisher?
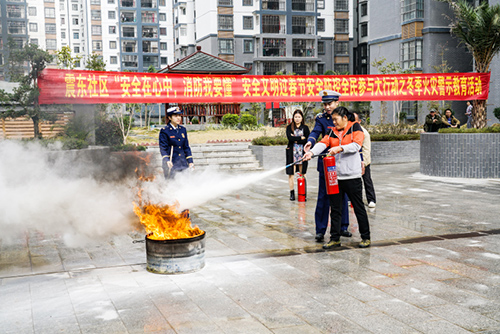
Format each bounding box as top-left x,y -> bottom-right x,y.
323,155 -> 339,195
297,173 -> 306,202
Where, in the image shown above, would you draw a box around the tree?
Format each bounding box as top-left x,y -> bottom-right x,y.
85,53 -> 106,71
371,57 -> 414,124
56,46 -> 81,70
4,41 -> 54,139
442,0 -> 500,128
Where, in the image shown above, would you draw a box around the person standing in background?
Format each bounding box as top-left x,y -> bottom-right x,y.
285,110 -> 310,201
354,112 -> 376,208
465,101 -> 473,128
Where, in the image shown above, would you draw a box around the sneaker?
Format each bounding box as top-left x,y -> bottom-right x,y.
368,202 -> 376,208
315,234 -> 324,242
323,240 -> 341,249
359,239 -> 371,248
340,230 -> 352,237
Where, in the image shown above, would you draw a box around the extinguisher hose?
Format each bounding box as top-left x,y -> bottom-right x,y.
285,153 -> 328,169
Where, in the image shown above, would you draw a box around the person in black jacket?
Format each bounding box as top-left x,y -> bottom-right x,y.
286,109 -> 310,200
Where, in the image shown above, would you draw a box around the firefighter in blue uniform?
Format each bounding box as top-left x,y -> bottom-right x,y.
159,107 -> 194,179
304,90 -> 351,242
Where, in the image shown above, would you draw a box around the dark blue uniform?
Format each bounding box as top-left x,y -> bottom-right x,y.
159,123 -> 193,179
307,112 -> 349,236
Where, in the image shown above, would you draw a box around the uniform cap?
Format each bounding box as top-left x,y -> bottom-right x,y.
319,90 -> 341,103
167,107 -> 183,116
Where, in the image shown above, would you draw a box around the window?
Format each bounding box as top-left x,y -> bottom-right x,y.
317,18 -> 325,32
31,39 -> 39,46
74,60 -> 81,67
243,0 -> 252,5
46,39 -> 57,50
401,39 -> 422,69
7,4 -> 25,18
160,0 -> 166,5
334,41 -> 348,55
160,42 -> 167,50
218,0 -> 233,5
142,40 -> 158,52
263,62 -> 284,75
45,0 -> 55,2
92,40 -> 103,51
262,15 -> 283,34
121,0 -> 136,7
109,11 -> 116,19
110,56 -> 117,64
181,7 -> 186,15
109,0 -> 115,3
243,16 -> 253,29
8,21 -> 26,34
74,46 -> 80,53
123,26 -> 135,37
159,13 -> 166,21
143,26 -> 158,37
28,7 -> 36,16
218,15 -> 233,30
73,32 -> 79,39
334,19 -> 348,33
180,27 -> 187,36
61,31 -> 66,39
334,64 -> 349,73
293,62 -> 307,75
91,0 -> 100,4
360,23 -> 367,37
110,41 -> 117,49
72,4 -> 78,11
360,2 -> 368,16
72,17 -> 79,25
60,2 -> 65,10
317,0 -> 324,9
29,23 -> 38,32
244,62 -> 252,69
61,17 -> 65,25
45,7 -> 56,18
402,101 -> 418,120
143,55 -> 158,68
318,41 -> 325,54
122,40 -> 137,52
91,10 -> 101,20
218,39 -> 234,54
161,57 -> 168,65
318,63 -> 325,74
46,23 -> 57,34
402,0 -> 424,22
109,26 -> 116,34
244,40 -> 253,53
92,25 -> 102,35
335,0 -> 348,11
160,27 -> 167,35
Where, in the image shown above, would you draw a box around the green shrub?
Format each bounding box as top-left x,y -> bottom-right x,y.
251,135 -> 288,146
191,117 -> 199,124
38,137 -> 89,150
370,134 -> 420,141
95,119 -> 122,146
366,123 -> 422,135
63,115 -> 92,141
221,113 -> 240,127
112,143 -> 147,151
240,113 -> 257,127
438,126 -> 500,133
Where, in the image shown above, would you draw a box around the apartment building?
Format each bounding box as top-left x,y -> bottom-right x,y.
0,0 -> 175,78
353,0 -> 473,123
187,0 -> 353,75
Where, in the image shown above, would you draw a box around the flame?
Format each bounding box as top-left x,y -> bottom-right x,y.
132,152 -> 202,240
133,202 -> 202,240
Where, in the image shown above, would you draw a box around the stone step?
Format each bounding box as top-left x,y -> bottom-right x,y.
190,143 -> 250,153
196,162 -> 262,170
195,155 -> 259,165
192,150 -> 253,158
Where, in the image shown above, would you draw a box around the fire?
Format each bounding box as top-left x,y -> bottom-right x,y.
133,202 -> 202,240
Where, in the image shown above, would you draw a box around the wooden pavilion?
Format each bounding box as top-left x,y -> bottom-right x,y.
158,46 -> 250,124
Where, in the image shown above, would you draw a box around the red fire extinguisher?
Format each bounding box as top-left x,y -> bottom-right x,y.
323,155 -> 339,195
297,173 -> 306,202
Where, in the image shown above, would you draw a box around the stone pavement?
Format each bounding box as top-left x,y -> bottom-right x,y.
1,162 -> 500,333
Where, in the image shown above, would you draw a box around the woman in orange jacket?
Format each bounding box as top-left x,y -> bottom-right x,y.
303,106 -> 371,249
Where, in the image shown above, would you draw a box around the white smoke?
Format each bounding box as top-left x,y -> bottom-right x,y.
0,140 -> 135,247
0,140 -> 285,247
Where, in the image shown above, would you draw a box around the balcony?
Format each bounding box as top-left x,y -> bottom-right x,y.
7,5 -> 25,18
291,0 -> 314,11
262,24 -> 285,34
122,41 -> 137,52
262,38 -> 286,57
142,27 -> 158,38
142,41 -> 158,53
292,39 -> 315,57
143,56 -> 158,68
122,27 -> 136,37
141,0 -> 157,8
121,0 -> 136,7
121,11 -> 136,22
262,1 -> 285,10
142,11 -> 156,23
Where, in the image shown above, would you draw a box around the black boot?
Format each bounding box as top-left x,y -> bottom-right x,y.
290,190 -> 295,201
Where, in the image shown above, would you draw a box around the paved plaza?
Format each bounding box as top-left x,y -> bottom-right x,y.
1,162 -> 500,333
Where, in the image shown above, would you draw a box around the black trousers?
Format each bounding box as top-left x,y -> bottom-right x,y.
328,178 -> 371,242
362,164 -> 376,203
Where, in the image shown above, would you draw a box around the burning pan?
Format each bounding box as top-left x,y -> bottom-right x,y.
145,231 -> 206,274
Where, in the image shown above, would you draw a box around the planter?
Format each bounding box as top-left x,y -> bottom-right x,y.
420,133 -> 500,178
371,140 -> 420,164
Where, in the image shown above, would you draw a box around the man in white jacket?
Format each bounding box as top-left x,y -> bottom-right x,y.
354,113 -> 376,208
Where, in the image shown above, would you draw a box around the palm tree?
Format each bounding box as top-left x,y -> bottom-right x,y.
443,0 -> 500,128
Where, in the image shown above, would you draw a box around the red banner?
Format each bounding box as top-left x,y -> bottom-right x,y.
38,68 -> 490,105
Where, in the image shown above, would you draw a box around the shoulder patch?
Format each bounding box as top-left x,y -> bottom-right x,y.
316,114 -> 323,119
